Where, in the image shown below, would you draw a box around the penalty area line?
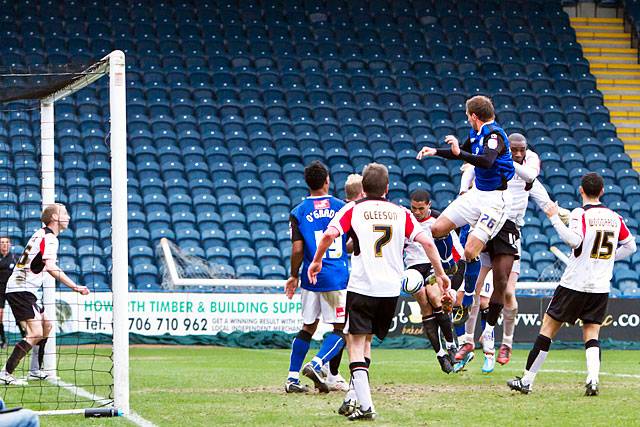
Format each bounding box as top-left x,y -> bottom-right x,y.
542,369 -> 640,379
43,378 -> 158,427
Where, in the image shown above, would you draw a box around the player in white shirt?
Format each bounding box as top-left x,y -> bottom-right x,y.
404,190 -> 463,374
456,134 -> 570,372
0,204 -> 90,386
508,173 -> 636,396
309,163 -> 450,420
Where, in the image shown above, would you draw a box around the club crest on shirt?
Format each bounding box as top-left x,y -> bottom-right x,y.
487,133 -> 498,150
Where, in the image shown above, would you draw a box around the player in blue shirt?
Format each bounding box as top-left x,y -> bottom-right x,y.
284,161 -> 350,393
417,95 -> 518,365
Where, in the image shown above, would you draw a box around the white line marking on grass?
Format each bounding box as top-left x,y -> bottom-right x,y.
46,378 -> 158,427
542,369 -> 640,379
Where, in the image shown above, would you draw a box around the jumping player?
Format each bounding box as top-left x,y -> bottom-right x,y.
508,173 -> 636,395
284,161 -> 350,394
309,163 -> 450,420
417,95 -> 516,371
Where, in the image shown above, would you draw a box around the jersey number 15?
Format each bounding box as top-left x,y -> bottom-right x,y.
590,231 -> 614,260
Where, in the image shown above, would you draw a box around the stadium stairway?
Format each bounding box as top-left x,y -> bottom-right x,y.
572,16 -> 640,169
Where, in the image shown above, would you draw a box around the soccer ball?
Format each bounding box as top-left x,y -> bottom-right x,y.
401,269 -> 424,295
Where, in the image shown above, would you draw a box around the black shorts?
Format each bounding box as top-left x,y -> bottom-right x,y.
484,219 -> 520,260
546,286 -> 609,325
6,292 -> 43,322
345,291 -> 398,340
408,263 -> 431,280
0,282 -> 6,309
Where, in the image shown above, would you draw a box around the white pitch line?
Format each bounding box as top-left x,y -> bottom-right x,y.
542,369 -> 640,379
45,378 -> 158,427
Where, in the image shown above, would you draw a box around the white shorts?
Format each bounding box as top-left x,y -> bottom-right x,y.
479,231 -> 521,275
441,187 -> 511,244
479,269 -> 493,298
301,289 -> 347,325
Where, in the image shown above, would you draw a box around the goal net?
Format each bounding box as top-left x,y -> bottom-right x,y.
0,51 -> 128,416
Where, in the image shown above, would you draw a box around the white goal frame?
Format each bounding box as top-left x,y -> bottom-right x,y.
38,50 -> 129,415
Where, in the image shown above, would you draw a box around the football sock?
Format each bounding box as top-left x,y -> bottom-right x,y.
522,334 -> 552,385
434,235 -> 455,269
480,306 -> 489,331
312,330 -> 344,370
585,339 -> 601,384
487,302 -> 504,327
350,362 -> 373,411
0,323 -> 5,344
37,338 -> 47,369
422,315 -> 441,353
30,344 -> 40,372
6,340 -> 32,375
455,323 -> 466,338
465,295 -> 480,341
463,258 -> 480,307
502,307 -> 518,348
288,330 -> 312,380
433,310 -> 455,347
329,346 -> 344,376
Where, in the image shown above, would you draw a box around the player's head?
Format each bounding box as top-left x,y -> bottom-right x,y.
362,163 -> 389,198
0,236 -> 10,255
410,190 -> 432,221
304,160 -> 330,194
509,133 -> 527,164
344,173 -> 364,202
580,172 -> 604,200
465,95 -> 495,131
41,203 -> 70,231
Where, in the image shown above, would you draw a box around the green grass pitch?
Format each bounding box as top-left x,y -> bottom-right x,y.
8,346 -> 640,426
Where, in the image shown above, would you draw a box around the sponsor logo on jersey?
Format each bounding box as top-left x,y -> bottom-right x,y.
336,306 -> 345,318
313,199 -> 330,210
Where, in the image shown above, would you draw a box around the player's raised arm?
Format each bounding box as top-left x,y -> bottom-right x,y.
45,259 -> 89,295
544,202 -> 583,249
615,216 -> 637,261
459,164 -> 475,194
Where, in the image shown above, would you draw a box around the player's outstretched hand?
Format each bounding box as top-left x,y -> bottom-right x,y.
557,206 -> 571,225
75,285 -> 90,295
307,261 -> 322,285
543,201 -> 559,219
444,135 -> 460,156
435,273 -> 450,293
416,146 -> 437,160
285,276 -> 299,300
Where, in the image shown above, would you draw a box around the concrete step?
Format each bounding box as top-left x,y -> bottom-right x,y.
613,128 -> 640,135
606,103 -> 640,112
611,111 -> 640,118
579,39 -> 631,48
597,79 -> 640,86
611,119 -> 640,127
570,17 -> 623,24
584,47 -> 638,55
576,31 -> 631,40
599,86 -> 640,94
593,70 -> 640,79
604,94 -> 640,101
572,24 -> 626,32
585,55 -> 638,64
590,63 -> 640,70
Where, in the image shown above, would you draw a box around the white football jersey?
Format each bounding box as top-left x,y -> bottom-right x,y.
560,205 -> 632,293
329,197 -> 424,297
509,150 -> 543,227
6,227 -> 59,296
404,215 -> 463,267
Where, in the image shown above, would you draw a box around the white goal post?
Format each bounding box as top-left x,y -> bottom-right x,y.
38,50 -> 129,415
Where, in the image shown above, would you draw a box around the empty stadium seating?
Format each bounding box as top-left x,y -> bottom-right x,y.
0,0 -> 638,290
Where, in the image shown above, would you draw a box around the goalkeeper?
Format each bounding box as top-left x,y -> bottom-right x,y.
0,204 -> 89,386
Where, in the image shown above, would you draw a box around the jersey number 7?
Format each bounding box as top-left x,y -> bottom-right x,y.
373,225 -> 393,257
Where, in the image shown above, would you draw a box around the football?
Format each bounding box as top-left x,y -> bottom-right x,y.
401,268 -> 424,295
